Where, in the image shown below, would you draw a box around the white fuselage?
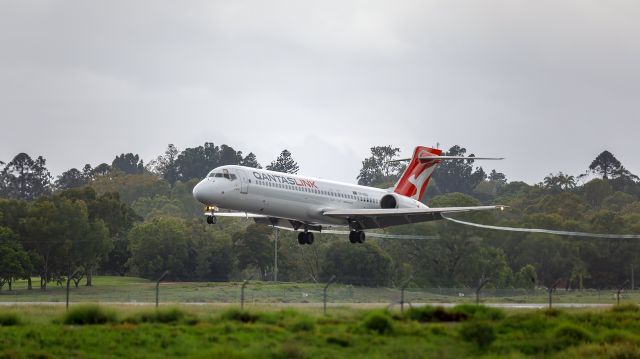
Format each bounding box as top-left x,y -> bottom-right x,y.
192,165 -> 426,226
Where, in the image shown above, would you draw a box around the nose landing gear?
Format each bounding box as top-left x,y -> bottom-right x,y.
206,215 -> 217,225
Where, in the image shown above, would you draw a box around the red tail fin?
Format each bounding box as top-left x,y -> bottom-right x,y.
394,146 -> 442,201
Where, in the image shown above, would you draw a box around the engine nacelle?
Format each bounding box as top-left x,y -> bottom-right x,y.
380,193 -> 422,209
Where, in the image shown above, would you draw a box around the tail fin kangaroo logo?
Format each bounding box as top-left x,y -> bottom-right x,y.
394,146 -> 442,201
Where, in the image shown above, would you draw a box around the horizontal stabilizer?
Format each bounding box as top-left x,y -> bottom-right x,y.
388,156 -> 504,163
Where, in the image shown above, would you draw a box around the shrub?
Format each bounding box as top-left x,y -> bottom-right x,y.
459,321 -> 496,348
570,342 -> 640,358
553,323 -> 592,347
126,308 -> 187,324
362,311 -> 394,335
450,305 -> 505,321
544,308 -> 563,317
610,303 -> 640,313
326,336 -> 350,347
406,306 -> 467,323
220,309 -> 258,323
63,305 -> 117,325
290,317 -> 315,332
599,330 -> 638,344
0,313 -> 21,326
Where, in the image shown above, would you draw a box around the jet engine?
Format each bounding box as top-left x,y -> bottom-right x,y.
380,193 -> 421,209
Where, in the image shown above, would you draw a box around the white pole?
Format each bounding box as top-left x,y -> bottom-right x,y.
274,227 -> 279,282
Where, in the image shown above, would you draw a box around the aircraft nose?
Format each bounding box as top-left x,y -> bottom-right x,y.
192,180 -> 211,204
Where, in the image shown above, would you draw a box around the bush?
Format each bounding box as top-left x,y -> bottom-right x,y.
554,323 -> 592,347
0,313 -> 21,326
220,309 -> 258,323
406,306 -> 468,323
610,303 -> 640,313
290,317 -> 316,332
126,308 -> 187,324
459,321 -> 496,348
450,305 -> 505,321
362,311 -> 394,335
63,305 -> 117,325
570,342 -> 640,358
599,330 -> 638,344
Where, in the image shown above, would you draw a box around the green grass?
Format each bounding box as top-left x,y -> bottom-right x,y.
0,276 -> 637,306
2,304 -> 640,358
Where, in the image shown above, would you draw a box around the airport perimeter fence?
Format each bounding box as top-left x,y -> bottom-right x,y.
1,279 -> 639,308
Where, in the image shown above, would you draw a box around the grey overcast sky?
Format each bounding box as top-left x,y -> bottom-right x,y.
1,1 -> 639,184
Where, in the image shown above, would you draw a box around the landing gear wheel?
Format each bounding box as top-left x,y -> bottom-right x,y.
206,215 -> 216,225
349,231 -> 365,243
306,232 -> 314,245
357,231 -> 365,243
297,232 -> 305,245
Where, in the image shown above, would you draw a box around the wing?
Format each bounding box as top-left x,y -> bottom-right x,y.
206,211 -> 348,231
207,211 -> 269,219
322,205 -> 505,229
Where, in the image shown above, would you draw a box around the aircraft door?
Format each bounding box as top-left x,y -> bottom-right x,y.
239,170 -> 249,194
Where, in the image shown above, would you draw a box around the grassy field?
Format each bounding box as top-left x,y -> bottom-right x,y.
0,276 -> 637,306
1,303 -> 640,358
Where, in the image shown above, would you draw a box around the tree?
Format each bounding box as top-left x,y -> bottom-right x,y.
127,217 -> 194,280
22,196 -> 94,290
56,168 -> 89,190
191,220 -> 235,281
112,153 -> 144,174
488,170 -> 507,184
90,171 -> 171,205
266,150 -> 299,174
543,172 -> 576,192
175,142 -> 220,181
431,145 -> 486,195
219,144 -> 243,166
589,150 -> 638,180
357,145 -> 402,187
233,224 -> 273,280
149,144 -> 180,187
60,187 -> 138,283
240,152 -> 262,169
582,179 -> 613,208
0,227 -> 31,291
0,153 -> 52,200
320,241 -> 392,286
92,163 -> 111,176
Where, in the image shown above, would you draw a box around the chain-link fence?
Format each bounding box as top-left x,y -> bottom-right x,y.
0,278 -> 637,307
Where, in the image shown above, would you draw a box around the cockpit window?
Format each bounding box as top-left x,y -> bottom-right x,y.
208,169 -> 237,180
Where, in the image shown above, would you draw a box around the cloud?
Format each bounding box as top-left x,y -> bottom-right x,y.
0,1 -> 638,183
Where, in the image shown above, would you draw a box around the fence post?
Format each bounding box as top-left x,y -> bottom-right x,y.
475,273 -> 490,305
241,280 -> 249,310
156,270 -> 169,308
274,227 -> 279,282
323,275 -> 337,316
400,275 -> 413,313
617,280 -> 629,305
548,279 -> 562,309
66,269 -> 80,311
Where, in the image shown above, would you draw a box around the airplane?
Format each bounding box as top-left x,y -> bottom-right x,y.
192,146 -> 505,245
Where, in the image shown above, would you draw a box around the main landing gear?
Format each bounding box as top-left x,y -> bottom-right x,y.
297,231 -> 314,245
349,230 -> 365,244
206,215 -> 217,225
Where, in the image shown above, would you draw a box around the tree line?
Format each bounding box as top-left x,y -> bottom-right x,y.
1,143 -> 640,290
